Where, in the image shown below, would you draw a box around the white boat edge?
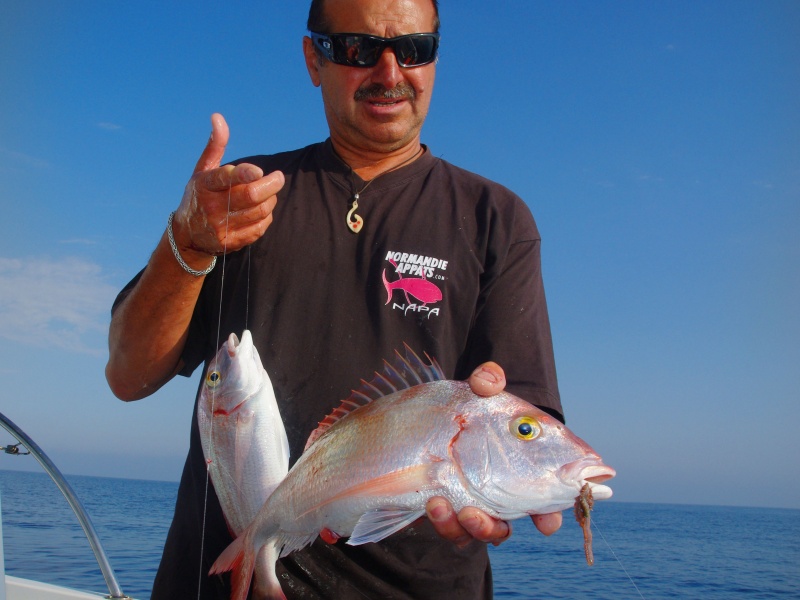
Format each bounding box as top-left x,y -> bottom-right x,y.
1,412 -> 135,599
1,479 -> 135,600
4,575 -> 115,600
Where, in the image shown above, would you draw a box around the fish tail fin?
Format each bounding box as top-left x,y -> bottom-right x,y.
209,534 -> 255,600
382,269 -> 393,305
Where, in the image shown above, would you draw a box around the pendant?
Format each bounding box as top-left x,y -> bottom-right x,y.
346,194 -> 364,233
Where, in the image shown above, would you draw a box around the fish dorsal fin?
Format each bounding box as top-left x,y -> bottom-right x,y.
303,344 -> 444,452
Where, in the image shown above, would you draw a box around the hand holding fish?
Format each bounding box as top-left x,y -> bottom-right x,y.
424,361 -> 562,547
315,361 -> 545,548
170,113 -> 284,266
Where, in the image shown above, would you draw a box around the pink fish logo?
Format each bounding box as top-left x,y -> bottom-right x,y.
383,259 -> 442,306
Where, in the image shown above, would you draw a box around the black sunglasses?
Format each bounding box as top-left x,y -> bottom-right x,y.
310,32 -> 440,68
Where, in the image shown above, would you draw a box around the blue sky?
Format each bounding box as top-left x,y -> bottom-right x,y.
1,1 -> 798,510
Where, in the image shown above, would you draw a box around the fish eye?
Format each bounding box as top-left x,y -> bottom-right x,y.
206,370 -> 222,388
510,416 -> 541,441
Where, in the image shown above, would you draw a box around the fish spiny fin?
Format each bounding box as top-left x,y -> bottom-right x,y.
348,508 -> 427,545
303,345 -> 444,451
398,343 -> 445,383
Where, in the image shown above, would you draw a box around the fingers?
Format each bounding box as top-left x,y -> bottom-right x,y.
175,170 -> 283,255
426,497 -> 512,548
172,114 -> 286,256
468,362 -> 506,397
458,506 -> 512,547
199,162 -> 268,194
218,193 -> 279,248
532,512 -> 563,536
193,113 -> 230,175
192,114 -> 271,194
427,497 -> 472,547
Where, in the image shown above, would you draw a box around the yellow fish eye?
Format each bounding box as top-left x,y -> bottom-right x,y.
206,370 -> 222,388
510,416 -> 542,441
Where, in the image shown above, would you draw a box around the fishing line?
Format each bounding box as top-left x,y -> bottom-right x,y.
197,177 -> 234,600
591,515 -> 646,599
245,245 -> 252,330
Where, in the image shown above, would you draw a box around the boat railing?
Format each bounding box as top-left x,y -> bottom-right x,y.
0,412 -> 129,599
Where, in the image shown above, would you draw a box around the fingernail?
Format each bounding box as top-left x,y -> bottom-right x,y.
242,168 -> 260,183
492,523 -> 512,546
472,367 -> 498,384
429,503 -> 450,522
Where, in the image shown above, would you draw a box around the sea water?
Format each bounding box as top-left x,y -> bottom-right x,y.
1,469 -> 798,599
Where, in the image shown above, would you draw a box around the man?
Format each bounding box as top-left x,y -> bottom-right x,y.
106,0 -> 564,597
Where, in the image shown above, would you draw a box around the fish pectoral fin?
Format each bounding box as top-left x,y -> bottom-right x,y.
298,463 -> 441,529
334,465 -> 439,545
347,507 -> 426,546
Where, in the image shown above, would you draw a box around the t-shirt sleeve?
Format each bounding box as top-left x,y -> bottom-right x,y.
457,199 -> 564,422
110,269 -> 144,316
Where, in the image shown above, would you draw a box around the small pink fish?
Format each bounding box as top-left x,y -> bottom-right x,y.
210,347 -> 615,600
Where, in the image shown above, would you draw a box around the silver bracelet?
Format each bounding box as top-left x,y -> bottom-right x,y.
166,211 -> 217,277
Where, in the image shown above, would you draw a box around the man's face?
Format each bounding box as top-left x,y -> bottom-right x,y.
303,0 -> 437,155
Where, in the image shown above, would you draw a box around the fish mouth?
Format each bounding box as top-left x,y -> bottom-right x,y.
226,330 -> 254,357
557,457 -> 616,501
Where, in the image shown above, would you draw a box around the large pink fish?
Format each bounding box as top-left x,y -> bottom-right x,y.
211,348 -> 615,600
198,330 -> 289,599
382,268 -> 442,305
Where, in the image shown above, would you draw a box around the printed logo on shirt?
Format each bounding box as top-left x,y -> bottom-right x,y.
382,250 -> 446,319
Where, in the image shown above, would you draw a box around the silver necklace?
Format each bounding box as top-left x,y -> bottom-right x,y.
342,147 -> 423,233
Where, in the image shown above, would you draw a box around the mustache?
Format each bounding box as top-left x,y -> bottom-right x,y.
354,83 -> 416,102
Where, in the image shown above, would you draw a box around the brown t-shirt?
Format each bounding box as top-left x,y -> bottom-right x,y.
116,140 -> 562,599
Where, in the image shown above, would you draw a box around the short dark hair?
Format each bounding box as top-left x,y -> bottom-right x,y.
307,0 -> 440,33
